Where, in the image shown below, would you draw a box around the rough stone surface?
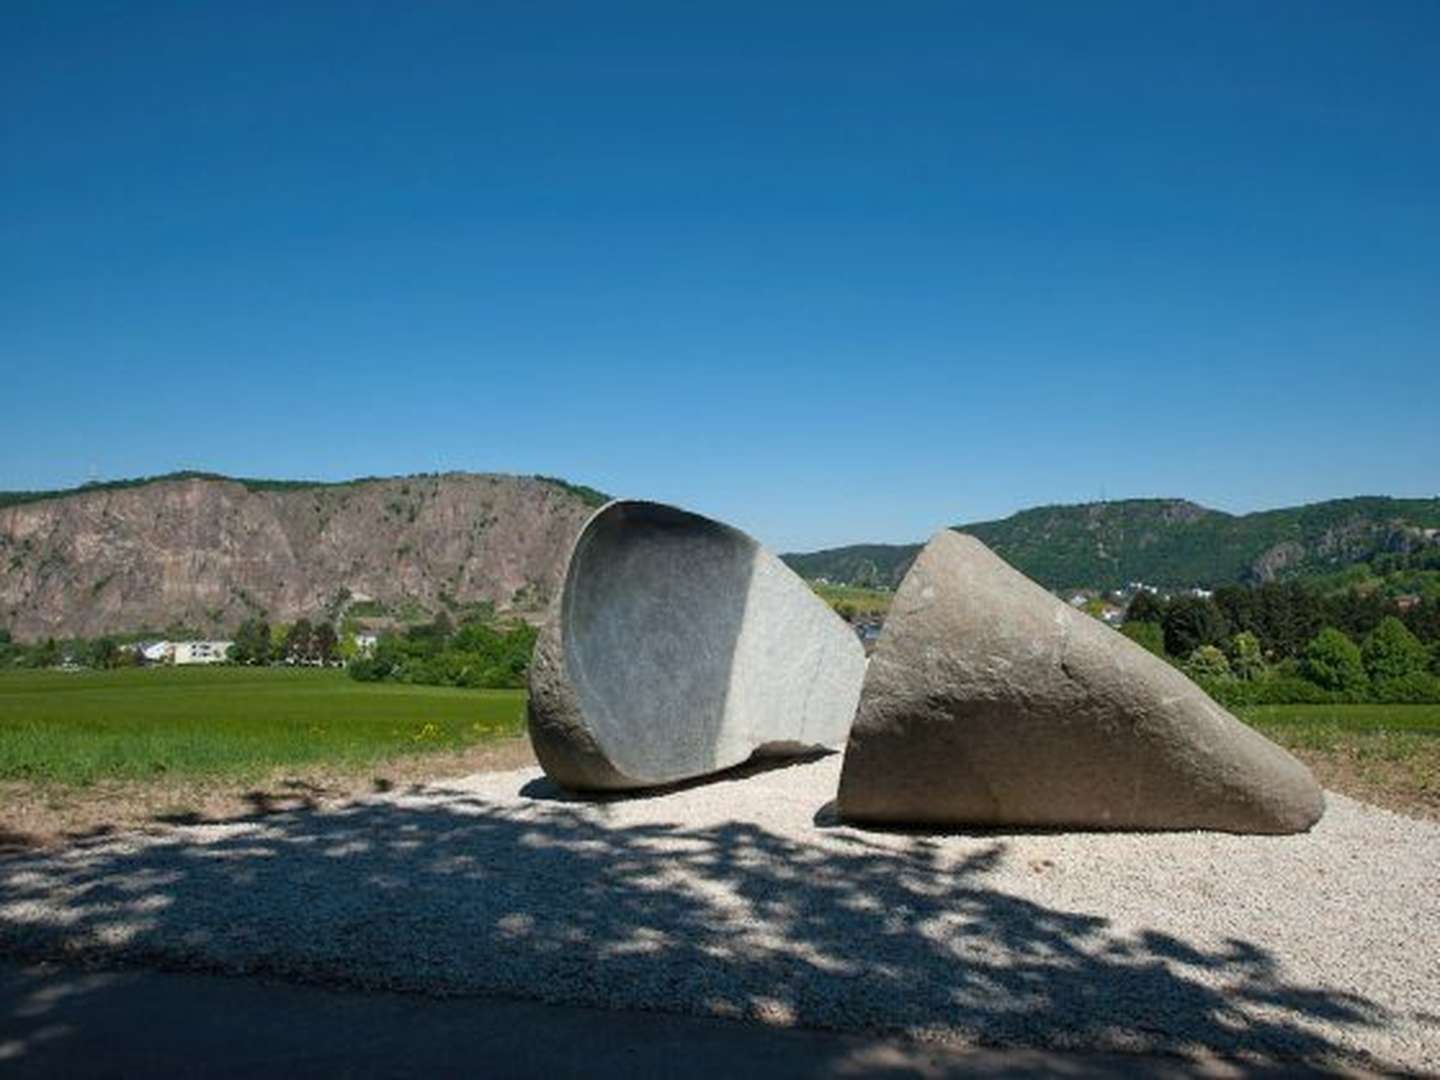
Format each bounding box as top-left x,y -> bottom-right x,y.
528,500 -> 866,790
838,531 -> 1325,833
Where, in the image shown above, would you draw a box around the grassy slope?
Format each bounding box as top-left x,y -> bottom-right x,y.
0,667 -> 526,784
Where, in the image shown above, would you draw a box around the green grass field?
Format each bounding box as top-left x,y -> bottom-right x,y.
4,668 -> 1437,818
1241,703 -> 1440,747
808,582 -> 893,618
1238,704 -> 1439,819
0,667 -> 526,785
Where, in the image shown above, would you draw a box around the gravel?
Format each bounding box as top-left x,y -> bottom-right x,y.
2,755 -> 1437,1071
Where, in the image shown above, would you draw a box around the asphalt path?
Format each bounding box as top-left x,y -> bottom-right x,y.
0,961 -> 1355,1079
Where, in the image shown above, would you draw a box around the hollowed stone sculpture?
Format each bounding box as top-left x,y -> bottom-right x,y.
838,531 -> 1325,834
528,500 -> 867,791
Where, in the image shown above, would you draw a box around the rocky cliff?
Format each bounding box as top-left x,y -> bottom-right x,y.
0,473 -> 602,640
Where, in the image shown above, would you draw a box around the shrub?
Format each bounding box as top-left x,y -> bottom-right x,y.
1121,620 -> 1165,656
1302,628 -> 1368,696
1372,671 -> 1440,704
1163,597 -> 1229,658
346,655 -> 390,682
1194,673 -> 1340,708
1192,676 -> 1251,708
1361,616 -> 1430,683
346,618 -> 538,690
1253,675 -> 1342,705
1228,631 -> 1266,681
1186,645 -> 1231,679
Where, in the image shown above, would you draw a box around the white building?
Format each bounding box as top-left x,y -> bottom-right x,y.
140,641 -> 174,664
173,640 -> 233,665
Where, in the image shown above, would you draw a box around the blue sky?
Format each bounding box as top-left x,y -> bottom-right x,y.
3,2 -> 1436,551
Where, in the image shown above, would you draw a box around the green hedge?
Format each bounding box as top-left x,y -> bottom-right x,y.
1194,672 -> 1440,707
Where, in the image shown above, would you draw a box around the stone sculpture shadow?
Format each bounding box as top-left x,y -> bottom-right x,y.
520,750 -> 835,804
0,796 -> 1397,1073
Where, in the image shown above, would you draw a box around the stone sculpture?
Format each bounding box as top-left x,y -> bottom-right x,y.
528,500 -> 867,791
837,531 -> 1325,833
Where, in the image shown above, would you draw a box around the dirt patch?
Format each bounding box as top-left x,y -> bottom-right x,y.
0,738 -> 537,853
1285,744 -> 1440,824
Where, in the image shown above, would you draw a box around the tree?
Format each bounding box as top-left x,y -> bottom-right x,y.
85,636 -> 119,669
1402,598 -> 1440,648
1213,585 -> 1258,638
338,631 -> 360,664
1125,591 -> 1166,625
1361,616 -> 1429,683
1186,644 -> 1231,679
1162,596 -> 1229,658
1324,588 -> 1392,642
286,618 -> 315,664
313,622 -> 338,666
1302,628 -> 1367,695
1121,621 -> 1165,656
1227,631 -> 1266,681
32,637 -> 61,668
229,618 -> 271,665
1253,582 -> 1324,660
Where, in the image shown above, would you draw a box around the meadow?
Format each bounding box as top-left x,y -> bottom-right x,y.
1240,703 -> 1439,820
808,582 -> 893,619
0,666 -> 527,785
2,672 -> 1435,845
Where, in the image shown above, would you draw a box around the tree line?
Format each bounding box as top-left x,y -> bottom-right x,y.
1120,583 -> 1440,705
346,611 -> 537,689
227,617 -> 340,666
0,629 -> 145,670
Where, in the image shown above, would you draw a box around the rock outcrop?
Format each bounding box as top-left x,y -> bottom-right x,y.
0,473 -> 597,638
529,500 -> 866,791
837,531 -> 1324,833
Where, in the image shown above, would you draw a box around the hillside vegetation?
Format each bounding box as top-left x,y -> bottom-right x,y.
784,496 -> 1440,591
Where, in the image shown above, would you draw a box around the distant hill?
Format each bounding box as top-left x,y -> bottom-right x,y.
782,496 -> 1440,592
0,472 -> 608,640
7,476 -> 1437,641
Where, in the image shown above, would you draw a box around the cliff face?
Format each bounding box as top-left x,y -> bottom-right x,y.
0,474 -> 599,640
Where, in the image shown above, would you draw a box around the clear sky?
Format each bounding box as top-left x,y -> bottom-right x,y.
3,2 -> 1436,551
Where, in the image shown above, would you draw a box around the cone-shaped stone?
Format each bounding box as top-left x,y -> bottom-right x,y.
837,531 -> 1324,833
528,500 -> 867,791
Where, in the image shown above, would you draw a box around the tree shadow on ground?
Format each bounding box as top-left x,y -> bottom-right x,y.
0,785 -> 1401,1072
520,750 -> 835,804
0,828 -> 44,856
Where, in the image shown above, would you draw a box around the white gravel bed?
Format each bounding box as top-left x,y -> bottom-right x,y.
2,755 -> 1437,1071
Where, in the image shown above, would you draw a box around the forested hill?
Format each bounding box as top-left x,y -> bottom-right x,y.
782,496 -> 1440,592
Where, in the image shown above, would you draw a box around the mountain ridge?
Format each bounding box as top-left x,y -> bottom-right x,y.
782,495 -> 1440,592
4,474 -> 1438,640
